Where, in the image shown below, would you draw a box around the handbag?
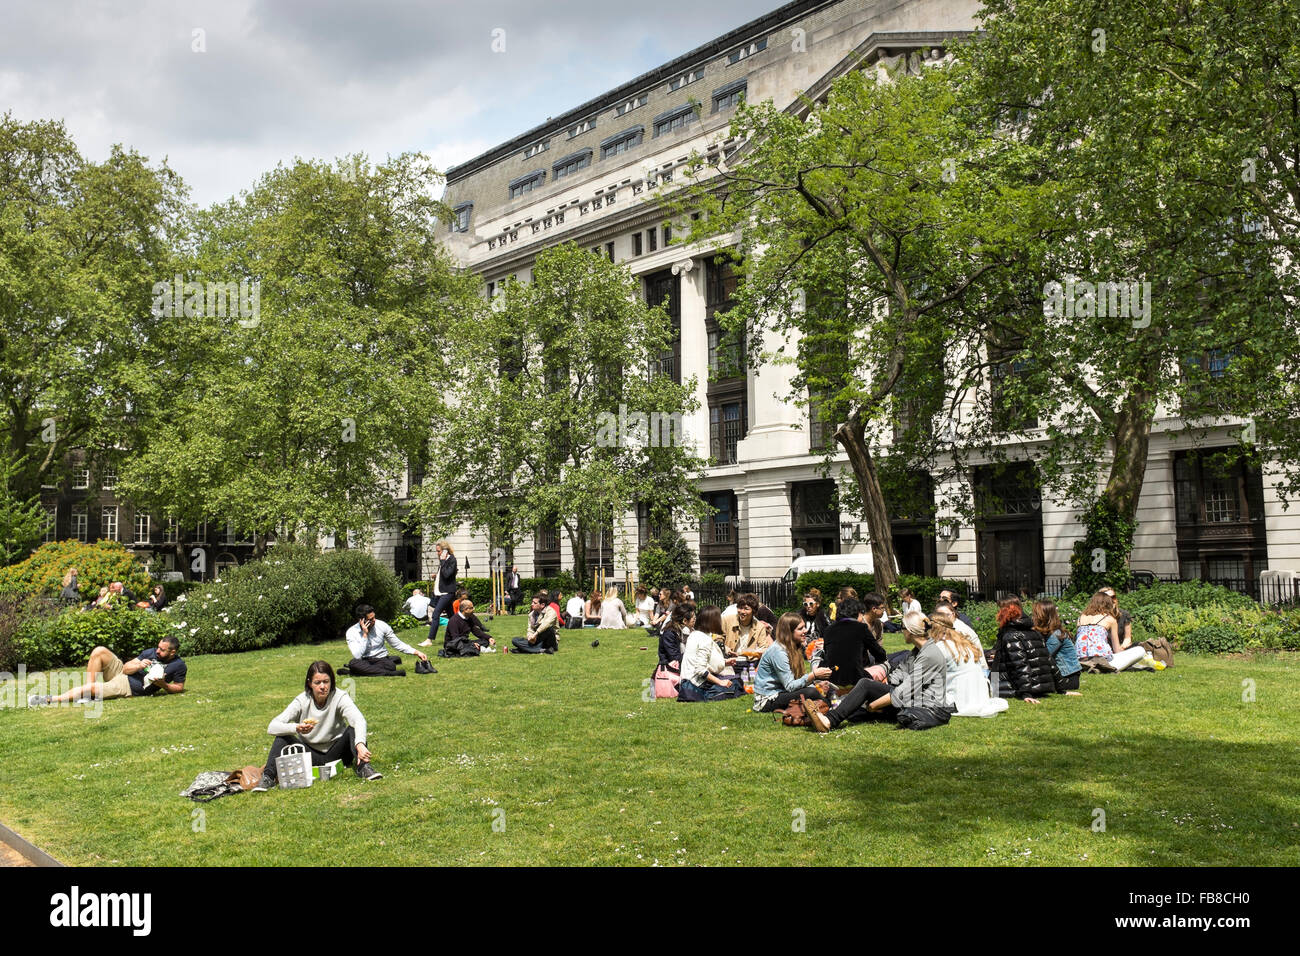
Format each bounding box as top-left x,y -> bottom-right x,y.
773,695 -> 829,726
652,661 -> 681,699
1140,637 -> 1174,667
275,743 -> 314,790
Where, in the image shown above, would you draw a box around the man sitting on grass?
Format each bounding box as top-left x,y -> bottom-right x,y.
342,604 -> 432,676
30,636 -> 187,706
512,591 -> 559,654
443,599 -> 497,656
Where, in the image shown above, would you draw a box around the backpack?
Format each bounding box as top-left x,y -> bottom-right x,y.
1140,637 -> 1175,667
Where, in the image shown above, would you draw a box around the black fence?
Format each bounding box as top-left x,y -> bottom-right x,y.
693,578 -> 798,613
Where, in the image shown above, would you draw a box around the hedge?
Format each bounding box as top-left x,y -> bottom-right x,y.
0,540 -> 151,603
15,605 -> 173,671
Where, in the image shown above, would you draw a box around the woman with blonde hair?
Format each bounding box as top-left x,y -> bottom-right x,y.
929,609 -> 1007,717
751,612 -> 831,713
807,610 -> 951,731
597,585 -> 631,628
421,540 -> 458,647
60,568 -> 80,603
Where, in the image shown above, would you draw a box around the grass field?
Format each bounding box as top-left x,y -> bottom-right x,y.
1,614 -> 1297,867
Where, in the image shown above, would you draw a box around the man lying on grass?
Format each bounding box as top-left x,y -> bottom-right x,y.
29,635 -> 187,707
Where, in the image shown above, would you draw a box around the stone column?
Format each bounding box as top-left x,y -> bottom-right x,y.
672,257 -> 709,458
742,480 -> 795,578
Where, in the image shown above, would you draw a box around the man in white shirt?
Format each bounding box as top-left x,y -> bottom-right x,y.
403,588 -> 431,624
565,592 -> 586,629
344,604 -> 431,676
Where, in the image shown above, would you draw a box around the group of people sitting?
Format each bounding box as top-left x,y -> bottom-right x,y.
59,568 -> 168,613
563,587 -> 634,629
653,583 -> 1166,731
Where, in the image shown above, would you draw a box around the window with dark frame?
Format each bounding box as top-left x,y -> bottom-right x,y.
601,126 -> 644,159
647,228 -> 657,253
652,104 -> 696,137
633,232 -> 643,256
509,170 -> 545,199
552,150 -> 592,181
712,79 -> 747,112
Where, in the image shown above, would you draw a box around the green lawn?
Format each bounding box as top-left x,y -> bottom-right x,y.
1,615 -> 1297,866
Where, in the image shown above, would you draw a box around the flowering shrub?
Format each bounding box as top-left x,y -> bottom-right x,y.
0,540 -> 151,602
164,545 -> 402,655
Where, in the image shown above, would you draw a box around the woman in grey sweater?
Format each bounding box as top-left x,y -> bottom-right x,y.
253,661 -> 381,790
806,611 -> 949,731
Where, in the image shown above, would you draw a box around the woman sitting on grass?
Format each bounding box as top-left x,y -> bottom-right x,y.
584,591 -> 603,627
1074,592 -> 1152,671
597,586 -> 631,629
658,602 -> 693,669
254,661 -> 380,790
1034,599 -> 1082,693
929,612 -> 1007,717
806,611 -> 950,731
991,599 -> 1058,703
751,612 -> 831,713
679,605 -> 743,701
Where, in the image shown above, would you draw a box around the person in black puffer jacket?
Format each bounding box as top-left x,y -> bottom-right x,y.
991,598 -> 1057,703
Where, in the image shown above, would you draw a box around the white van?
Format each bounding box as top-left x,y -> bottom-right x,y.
780,552 -> 876,585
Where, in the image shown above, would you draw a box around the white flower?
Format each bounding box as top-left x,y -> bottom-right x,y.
282,584 -> 290,589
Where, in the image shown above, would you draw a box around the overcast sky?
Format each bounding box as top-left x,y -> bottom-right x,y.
1,0 -> 780,207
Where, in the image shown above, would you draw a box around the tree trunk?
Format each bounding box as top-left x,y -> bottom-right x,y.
836,412 -> 899,593
566,519 -> 588,586
1101,365 -> 1159,526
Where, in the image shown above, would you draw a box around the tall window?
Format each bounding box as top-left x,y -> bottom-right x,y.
100,506 -> 118,542
164,517 -> 178,544
72,467 -> 90,490
709,400 -> 745,465
135,512 -> 150,545
100,466 -> 117,490
645,269 -> 681,383
72,506 -> 88,542
451,203 -> 472,233
44,505 -> 57,543
988,336 -> 1037,431
1172,450 -> 1267,592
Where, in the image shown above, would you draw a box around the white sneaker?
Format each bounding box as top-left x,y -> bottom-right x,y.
418,639 -> 433,647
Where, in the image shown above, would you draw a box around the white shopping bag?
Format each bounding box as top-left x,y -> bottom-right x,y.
275,743 -> 314,790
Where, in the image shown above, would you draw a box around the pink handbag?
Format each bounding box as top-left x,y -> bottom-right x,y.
653,661 -> 681,699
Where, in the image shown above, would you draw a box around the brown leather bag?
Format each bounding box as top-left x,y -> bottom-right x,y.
774,695 -> 829,726
1140,637 -> 1175,667
230,766 -> 263,791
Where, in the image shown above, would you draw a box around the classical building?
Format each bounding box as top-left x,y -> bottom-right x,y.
372,0 -> 1300,597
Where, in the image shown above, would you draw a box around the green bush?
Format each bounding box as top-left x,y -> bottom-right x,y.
163,545 -> 402,655
1255,609 -> 1300,651
0,595 -> 61,672
17,605 -> 174,671
966,601 -> 999,645
0,540 -> 151,602
637,531 -> 696,590
1121,580 -> 1254,610
1181,623 -> 1246,654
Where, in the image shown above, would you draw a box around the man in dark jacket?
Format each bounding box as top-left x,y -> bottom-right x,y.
443,599 -> 497,656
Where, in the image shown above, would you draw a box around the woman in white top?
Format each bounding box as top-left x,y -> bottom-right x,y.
678,605 -> 743,701
928,616 -> 1007,717
597,586 -> 631,628
899,588 -> 922,616
633,586 -> 656,626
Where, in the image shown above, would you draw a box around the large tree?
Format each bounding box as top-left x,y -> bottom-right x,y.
966,0 -> 1295,589
414,242 -> 710,584
117,154 -> 478,552
0,113 -> 189,511
681,58 -> 1056,590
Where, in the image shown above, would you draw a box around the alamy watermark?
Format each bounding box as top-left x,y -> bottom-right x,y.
150,275 -> 261,327
1,665 -> 104,719
1043,279 -> 1151,327
595,403 -> 686,449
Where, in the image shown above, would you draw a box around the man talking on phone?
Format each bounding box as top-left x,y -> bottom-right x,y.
343,604 -> 432,676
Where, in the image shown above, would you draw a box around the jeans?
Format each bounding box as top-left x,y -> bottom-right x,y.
827,678 -> 896,727
678,676 -> 743,702
427,592 -> 455,644
756,686 -> 827,712
264,727 -> 356,777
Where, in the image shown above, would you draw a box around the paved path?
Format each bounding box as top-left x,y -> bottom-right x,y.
0,841 -> 34,866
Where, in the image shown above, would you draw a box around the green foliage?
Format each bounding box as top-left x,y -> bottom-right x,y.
0,594 -> 59,672
1068,499 -> 1136,595
416,242 -> 710,585
699,571 -> 726,590
162,545 -> 402,655
1123,581 -> 1255,611
0,540 -> 151,602
0,456 -> 45,564
636,530 -> 696,589
17,605 -> 173,671
117,153 -> 478,547
1181,624 -> 1246,655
